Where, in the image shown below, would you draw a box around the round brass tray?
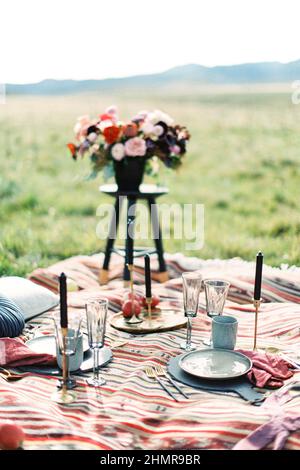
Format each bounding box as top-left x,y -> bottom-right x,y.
110,308 -> 186,334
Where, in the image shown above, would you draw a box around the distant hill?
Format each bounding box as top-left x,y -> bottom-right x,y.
6,60 -> 300,95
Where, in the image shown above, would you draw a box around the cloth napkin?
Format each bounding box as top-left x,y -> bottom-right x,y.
237,349 -> 294,389
234,386 -> 300,450
0,337 -> 55,367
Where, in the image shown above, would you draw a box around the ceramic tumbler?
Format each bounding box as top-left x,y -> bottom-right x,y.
212,315 -> 238,350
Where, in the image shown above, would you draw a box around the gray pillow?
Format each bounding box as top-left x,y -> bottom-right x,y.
0,276 -> 59,321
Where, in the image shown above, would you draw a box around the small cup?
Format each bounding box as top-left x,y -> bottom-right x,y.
56,329 -> 83,372
212,315 -> 238,350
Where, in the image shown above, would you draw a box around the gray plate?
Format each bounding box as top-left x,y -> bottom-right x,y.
179,349 -> 252,380
26,334 -> 90,355
168,355 -> 264,404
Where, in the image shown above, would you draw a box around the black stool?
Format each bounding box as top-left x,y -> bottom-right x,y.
99,184 -> 169,285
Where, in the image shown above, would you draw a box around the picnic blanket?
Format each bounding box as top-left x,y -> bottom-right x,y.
0,252 -> 300,450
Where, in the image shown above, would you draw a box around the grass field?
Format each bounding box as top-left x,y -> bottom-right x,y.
1,86 -> 300,276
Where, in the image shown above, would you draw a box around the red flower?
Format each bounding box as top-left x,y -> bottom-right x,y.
124,123 -> 138,137
103,126 -> 121,144
99,113 -> 113,121
67,143 -> 77,159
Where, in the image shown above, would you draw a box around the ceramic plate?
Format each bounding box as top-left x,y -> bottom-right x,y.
26,334 -> 90,356
179,349 -> 252,380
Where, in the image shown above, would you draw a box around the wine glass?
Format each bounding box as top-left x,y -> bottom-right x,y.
180,272 -> 202,351
85,299 -> 108,387
203,280 -> 230,346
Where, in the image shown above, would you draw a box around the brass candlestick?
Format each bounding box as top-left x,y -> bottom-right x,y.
146,297 -> 152,323
253,298 -> 261,351
126,264 -> 143,325
62,327 -> 68,397
52,326 -> 76,404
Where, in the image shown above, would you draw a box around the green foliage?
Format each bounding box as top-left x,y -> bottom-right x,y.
0,87 -> 300,276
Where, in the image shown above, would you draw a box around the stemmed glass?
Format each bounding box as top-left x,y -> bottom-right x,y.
203,280 -> 230,346
85,299 -> 108,387
180,272 -> 202,351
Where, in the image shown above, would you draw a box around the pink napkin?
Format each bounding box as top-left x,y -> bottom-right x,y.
234,386 -> 300,450
0,337 -> 55,367
237,349 -> 294,389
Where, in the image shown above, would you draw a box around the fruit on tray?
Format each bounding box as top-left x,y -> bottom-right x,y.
0,420 -> 25,450
142,294 -> 160,308
121,300 -> 142,318
123,292 -> 144,305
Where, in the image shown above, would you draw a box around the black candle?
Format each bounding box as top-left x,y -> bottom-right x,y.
59,272 -> 68,329
254,252 -> 263,301
144,254 -> 152,298
127,218 -> 134,266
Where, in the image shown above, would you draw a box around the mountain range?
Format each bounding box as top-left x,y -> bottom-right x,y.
6,60 -> 300,95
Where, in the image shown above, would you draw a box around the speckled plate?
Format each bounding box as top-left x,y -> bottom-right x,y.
179,349 -> 252,380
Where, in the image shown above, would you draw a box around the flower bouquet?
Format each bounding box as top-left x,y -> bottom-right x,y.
67,106 -> 190,191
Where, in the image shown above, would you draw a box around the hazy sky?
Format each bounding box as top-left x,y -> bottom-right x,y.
1,0 -> 300,83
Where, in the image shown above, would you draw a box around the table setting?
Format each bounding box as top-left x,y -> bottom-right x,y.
1,250 -> 300,450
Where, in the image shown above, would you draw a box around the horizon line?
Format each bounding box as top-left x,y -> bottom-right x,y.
5,57 -> 300,86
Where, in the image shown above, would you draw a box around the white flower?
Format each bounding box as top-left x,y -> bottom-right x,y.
148,109 -> 174,126
98,119 -> 113,131
87,132 -> 97,142
153,125 -> 164,137
141,122 -> 155,135
111,143 -> 125,161
92,144 -> 99,152
74,122 -> 82,134
105,105 -> 118,117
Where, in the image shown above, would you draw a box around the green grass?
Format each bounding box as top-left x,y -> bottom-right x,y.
0,87 -> 300,276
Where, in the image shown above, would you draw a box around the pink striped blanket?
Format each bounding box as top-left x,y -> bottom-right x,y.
0,253 -> 300,450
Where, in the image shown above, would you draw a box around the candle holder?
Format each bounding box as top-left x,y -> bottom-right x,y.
253,298 -> 261,351
146,297 -> 152,323
52,327 -> 76,404
125,264 -> 143,325
143,296 -> 161,328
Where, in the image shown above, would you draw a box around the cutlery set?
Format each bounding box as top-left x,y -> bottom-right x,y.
145,365 -> 189,401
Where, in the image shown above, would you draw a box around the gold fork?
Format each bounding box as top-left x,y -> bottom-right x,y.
155,365 -> 189,399
0,368 -> 28,382
145,366 -> 178,402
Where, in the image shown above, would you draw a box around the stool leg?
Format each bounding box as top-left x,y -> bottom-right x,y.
124,197 -> 136,285
99,197 -> 123,284
148,198 -> 169,282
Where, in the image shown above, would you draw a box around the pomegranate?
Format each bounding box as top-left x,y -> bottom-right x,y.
122,300 -> 142,318
0,421 -> 25,450
142,294 -> 160,308
123,292 -> 144,305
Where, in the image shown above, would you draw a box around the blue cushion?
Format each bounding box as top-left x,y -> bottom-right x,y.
0,294 -> 25,337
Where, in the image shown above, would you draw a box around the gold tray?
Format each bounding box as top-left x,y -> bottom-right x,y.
110,308 -> 187,334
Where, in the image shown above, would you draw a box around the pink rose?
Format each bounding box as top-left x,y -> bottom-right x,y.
74,115 -> 91,141
111,143 -> 125,161
125,137 -> 146,157
171,145 -> 181,155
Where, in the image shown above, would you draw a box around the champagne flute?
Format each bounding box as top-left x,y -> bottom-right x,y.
180,272 -> 202,351
203,280 -> 230,346
85,299 -> 108,387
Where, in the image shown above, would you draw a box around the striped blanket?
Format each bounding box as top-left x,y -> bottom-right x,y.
1,253 -> 300,450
